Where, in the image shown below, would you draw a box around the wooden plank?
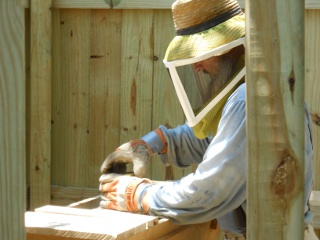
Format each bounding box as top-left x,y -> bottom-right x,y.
25,211 -> 155,239
305,9 -> 320,191
119,10 -> 154,143
26,200 -> 219,240
310,191 -> 320,229
310,191 -> 320,207
150,10 -> 191,181
34,205 -> 158,227
51,9 -> 91,187
27,217 -> 181,240
29,0 -> 52,210
0,0 -> 26,239
67,195 -> 101,208
246,0 -> 305,239
23,0 -> 320,9
88,9 -> 122,186
150,10 -> 175,181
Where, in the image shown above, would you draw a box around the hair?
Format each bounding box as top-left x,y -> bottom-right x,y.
209,45 -> 244,97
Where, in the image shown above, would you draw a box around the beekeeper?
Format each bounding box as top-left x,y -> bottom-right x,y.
99,0 -> 316,239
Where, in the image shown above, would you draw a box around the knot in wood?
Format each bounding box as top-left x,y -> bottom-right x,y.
271,154 -> 296,200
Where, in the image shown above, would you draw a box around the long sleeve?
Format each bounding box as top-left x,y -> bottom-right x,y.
157,123 -> 211,167
146,83 -> 314,232
147,84 -> 247,225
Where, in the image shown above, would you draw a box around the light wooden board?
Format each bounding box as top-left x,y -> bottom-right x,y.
23,0 -> 320,9
25,211 -> 157,239
305,9 -> 320,191
88,9 -> 122,186
26,205 -> 159,239
0,0 -> 26,239
29,0 -> 52,210
310,191 -> 320,207
51,9 -> 92,187
150,10 -> 177,181
25,204 -> 219,240
150,10 -> 194,181
119,10 -> 154,143
35,205 -> 158,227
310,191 -> 320,230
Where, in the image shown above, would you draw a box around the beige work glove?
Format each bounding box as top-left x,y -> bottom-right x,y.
99,174 -> 151,212
100,140 -> 153,178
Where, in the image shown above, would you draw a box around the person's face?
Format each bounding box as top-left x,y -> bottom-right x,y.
193,55 -> 223,76
193,54 -> 234,97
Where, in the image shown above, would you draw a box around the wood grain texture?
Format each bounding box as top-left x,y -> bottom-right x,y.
0,0 -> 26,239
119,10 -> 153,142
246,0 -> 305,239
51,9 -> 91,187
89,10 -> 122,186
29,0 -> 52,210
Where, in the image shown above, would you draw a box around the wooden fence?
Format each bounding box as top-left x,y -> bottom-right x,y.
1,0 -> 320,239
23,0 -> 320,211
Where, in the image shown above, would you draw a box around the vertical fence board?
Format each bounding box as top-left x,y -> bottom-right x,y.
29,0 -> 52,210
0,0 -> 26,239
305,10 -> 320,190
151,10 -> 193,181
88,9 -> 122,186
246,0 -> 305,239
151,10 -> 175,180
52,9 -> 91,187
51,8 -> 62,187
119,10 -> 154,142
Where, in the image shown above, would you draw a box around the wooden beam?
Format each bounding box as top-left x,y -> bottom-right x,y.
23,0 -> 320,9
29,0 -> 52,210
246,0 -> 305,239
0,0 -> 26,239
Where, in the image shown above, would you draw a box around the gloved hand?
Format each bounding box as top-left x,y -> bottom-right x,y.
100,140 -> 153,178
100,129 -> 167,178
99,174 -> 151,212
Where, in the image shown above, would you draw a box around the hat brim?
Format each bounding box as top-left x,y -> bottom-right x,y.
164,15 -> 245,62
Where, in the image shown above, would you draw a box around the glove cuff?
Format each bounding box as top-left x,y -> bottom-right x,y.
136,183 -> 152,214
141,128 -> 167,154
130,139 -> 154,157
125,177 -> 152,212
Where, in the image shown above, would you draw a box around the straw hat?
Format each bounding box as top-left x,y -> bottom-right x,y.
164,0 -> 245,62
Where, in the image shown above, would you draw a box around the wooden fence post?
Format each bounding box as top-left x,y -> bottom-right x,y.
0,0 -> 26,239
246,0 -> 305,239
